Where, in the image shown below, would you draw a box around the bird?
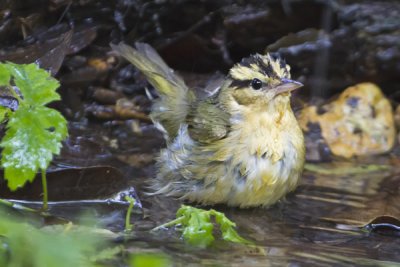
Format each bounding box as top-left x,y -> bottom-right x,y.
111,42 -> 305,208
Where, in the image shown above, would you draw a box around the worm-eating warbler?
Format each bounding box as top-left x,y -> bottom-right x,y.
112,43 -> 305,208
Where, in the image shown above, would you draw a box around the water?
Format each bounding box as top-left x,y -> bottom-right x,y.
127,162 -> 400,266
1,124 -> 399,266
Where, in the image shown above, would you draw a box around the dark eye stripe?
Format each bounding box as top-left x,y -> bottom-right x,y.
230,79 -> 252,88
230,78 -> 267,90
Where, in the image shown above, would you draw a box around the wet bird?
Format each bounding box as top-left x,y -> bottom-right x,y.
112,42 -> 305,208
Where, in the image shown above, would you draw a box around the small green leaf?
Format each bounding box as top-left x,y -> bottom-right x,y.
0,64 -> 11,85
176,205 -> 215,247
213,210 -> 253,245
5,63 -> 60,106
130,253 -> 171,267
154,205 -> 252,247
1,106 -> 67,190
181,209 -> 214,248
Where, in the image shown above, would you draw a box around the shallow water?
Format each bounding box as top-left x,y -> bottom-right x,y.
1,124 -> 399,266
128,163 -> 400,266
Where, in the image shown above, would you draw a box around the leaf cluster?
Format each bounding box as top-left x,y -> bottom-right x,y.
170,205 -> 253,248
0,63 -> 68,190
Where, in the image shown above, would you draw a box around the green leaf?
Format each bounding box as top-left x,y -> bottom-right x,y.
0,210 -> 104,267
213,210 -> 253,245
0,63 -> 11,85
181,209 -> 214,248
5,63 -> 60,106
130,253 -> 171,267
1,105 -> 67,190
0,107 -> 9,123
0,62 -> 68,196
155,205 -> 252,248
0,63 -> 13,122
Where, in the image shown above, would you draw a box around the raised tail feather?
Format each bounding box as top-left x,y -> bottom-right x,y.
111,42 -> 195,140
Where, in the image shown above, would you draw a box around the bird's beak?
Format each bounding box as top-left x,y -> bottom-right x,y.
275,78 -> 303,95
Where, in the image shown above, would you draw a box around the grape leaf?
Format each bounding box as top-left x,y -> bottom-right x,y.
0,63 -> 67,190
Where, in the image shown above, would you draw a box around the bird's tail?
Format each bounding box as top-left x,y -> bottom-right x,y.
111,42 -> 195,140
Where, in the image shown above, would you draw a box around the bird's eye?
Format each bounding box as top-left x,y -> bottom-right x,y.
251,78 -> 263,90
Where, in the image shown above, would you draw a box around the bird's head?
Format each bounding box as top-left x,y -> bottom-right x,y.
219,53 -> 302,113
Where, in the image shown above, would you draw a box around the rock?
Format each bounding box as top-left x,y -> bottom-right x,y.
299,83 -> 396,159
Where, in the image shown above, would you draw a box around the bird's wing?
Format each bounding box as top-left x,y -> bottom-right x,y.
111,42 -> 195,140
186,99 -> 230,143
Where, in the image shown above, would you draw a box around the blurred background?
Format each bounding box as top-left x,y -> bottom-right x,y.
1,0 -> 399,99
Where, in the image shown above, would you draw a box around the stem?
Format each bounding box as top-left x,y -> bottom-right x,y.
0,198 -> 37,213
125,196 -> 135,232
41,169 -> 48,211
151,216 -> 185,232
